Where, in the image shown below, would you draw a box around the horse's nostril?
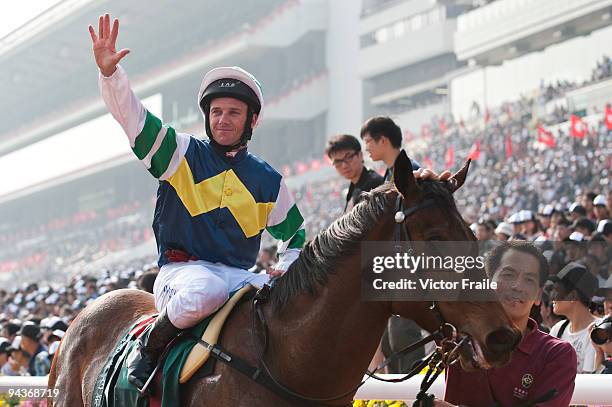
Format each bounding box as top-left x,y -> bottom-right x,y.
485,328 -> 521,356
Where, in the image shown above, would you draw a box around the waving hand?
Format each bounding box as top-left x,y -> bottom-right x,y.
88,13 -> 130,77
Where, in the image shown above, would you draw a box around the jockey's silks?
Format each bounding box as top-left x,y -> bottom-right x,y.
99,66 -> 305,270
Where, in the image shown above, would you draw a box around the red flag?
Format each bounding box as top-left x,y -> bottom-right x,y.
468,140 -> 481,160
445,146 -> 455,169
424,155 -> 433,169
505,135 -> 513,158
484,109 -> 491,124
537,125 -> 556,148
310,159 -> 321,171
605,104 -> 612,130
570,115 -> 586,138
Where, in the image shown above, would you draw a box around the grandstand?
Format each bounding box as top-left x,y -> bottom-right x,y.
359,0 -> 612,132
0,0 -> 352,284
1,0 -> 611,286
0,0 -> 332,164
0,2 -> 611,402
359,0 -> 471,123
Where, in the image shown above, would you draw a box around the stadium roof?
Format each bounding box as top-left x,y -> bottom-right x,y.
0,0 -> 282,154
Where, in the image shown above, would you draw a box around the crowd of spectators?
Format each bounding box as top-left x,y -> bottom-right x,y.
0,200 -> 154,280
1,57 -> 611,382
592,55 -> 612,84
0,262 -> 158,377
538,54 -> 612,105
410,92 -> 610,229
403,59 -> 612,377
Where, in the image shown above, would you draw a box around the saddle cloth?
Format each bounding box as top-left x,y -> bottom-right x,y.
92,284 -> 256,407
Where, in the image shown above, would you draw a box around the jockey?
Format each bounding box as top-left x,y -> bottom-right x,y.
89,14 -> 305,393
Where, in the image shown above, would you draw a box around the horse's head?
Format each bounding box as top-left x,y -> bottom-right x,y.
388,151 -> 521,370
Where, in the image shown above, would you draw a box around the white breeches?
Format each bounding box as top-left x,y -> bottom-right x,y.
153,260 -> 270,329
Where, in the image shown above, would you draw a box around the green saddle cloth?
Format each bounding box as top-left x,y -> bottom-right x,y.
92,289 -> 243,407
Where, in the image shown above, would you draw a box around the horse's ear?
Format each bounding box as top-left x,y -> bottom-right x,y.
449,159 -> 471,193
393,150 -> 419,200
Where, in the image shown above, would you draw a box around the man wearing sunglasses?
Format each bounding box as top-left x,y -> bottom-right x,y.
325,134 -> 384,212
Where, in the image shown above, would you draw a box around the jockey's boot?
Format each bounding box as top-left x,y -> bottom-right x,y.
127,308 -> 180,394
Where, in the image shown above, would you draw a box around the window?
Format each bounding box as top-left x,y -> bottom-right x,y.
375,27 -> 389,43
393,20 -> 405,38
411,14 -> 423,31
361,5 -> 448,48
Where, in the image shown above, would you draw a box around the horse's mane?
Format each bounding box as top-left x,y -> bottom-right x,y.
270,180 -> 461,311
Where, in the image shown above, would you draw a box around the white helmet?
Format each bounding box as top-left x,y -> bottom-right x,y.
198,67 -> 264,150
198,66 -> 264,128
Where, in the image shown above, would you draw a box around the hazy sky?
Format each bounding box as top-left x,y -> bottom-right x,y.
0,1 -> 63,39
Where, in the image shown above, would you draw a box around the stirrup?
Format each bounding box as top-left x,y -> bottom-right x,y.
138,363 -> 161,396
135,331 -> 183,395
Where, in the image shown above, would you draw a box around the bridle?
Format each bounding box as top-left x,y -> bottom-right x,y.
241,192 -> 470,406
176,191 -> 472,406
149,190 -> 558,406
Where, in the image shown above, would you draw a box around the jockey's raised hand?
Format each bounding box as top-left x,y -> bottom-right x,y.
88,13 -> 130,77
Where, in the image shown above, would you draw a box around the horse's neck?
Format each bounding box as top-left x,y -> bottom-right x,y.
266,254 -> 389,403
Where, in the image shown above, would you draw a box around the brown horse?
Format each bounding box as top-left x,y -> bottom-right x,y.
49,152 -> 521,406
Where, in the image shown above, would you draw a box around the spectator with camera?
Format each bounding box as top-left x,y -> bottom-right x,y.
591,277 -> 612,373
591,316 -> 612,373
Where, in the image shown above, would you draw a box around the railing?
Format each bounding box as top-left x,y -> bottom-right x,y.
2,374 -> 610,404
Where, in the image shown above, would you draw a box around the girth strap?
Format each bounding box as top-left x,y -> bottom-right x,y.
183,333 -> 349,407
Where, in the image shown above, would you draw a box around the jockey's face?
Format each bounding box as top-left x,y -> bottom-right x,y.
209,98 -> 257,146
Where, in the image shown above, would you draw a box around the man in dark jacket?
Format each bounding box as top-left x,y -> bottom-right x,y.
325,134 -> 384,212
360,116 -> 420,182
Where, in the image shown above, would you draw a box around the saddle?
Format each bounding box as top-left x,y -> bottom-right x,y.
93,283 -> 257,407
179,283 -> 255,383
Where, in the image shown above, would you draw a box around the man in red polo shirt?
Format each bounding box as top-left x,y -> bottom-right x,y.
441,241 -> 577,407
